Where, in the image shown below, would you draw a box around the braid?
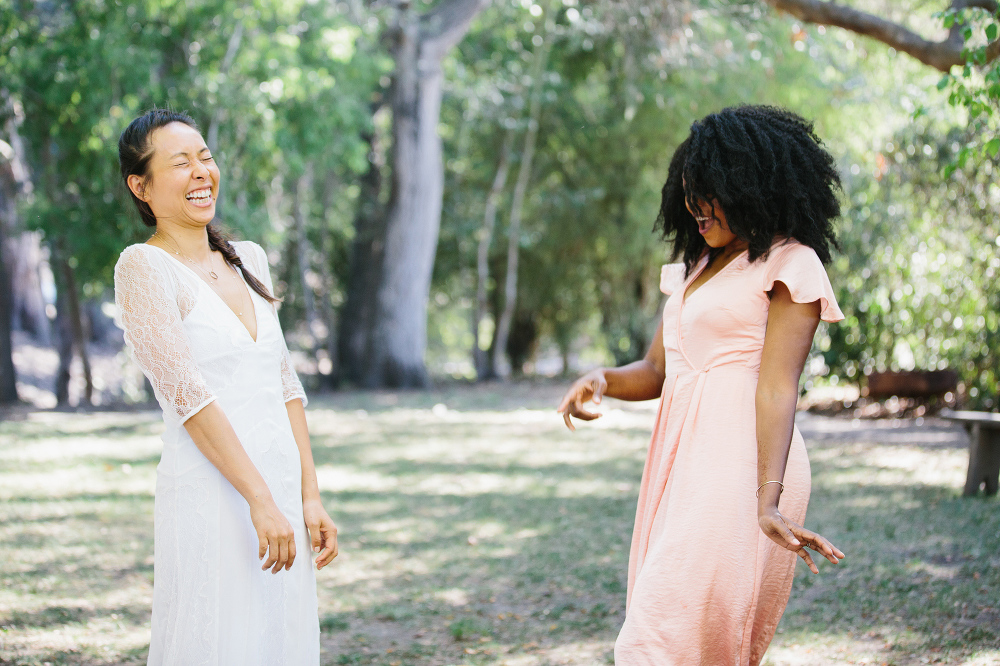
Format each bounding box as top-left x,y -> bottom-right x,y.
655,105 -> 841,275
206,225 -> 279,304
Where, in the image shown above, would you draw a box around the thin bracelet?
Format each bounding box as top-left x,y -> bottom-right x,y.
756,481 -> 784,498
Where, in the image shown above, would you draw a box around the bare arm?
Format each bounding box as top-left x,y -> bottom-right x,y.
184,402 -> 297,573
285,399 -> 338,570
558,319 -> 666,430
755,281 -> 844,572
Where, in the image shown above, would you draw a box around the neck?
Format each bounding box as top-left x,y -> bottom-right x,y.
713,239 -> 748,261
151,223 -> 213,261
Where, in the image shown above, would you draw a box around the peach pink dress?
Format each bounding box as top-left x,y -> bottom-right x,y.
615,240 -> 843,665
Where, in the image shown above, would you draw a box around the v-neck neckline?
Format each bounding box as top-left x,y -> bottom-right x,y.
681,248 -> 748,303
144,243 -> 260,343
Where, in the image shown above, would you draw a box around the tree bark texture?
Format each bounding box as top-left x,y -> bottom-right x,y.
362,0 -> 491,388
492,29 -> 550,379
473,131 -> 513,381
294,165 -> 318,350
8,232 -> 50,343
52,244 -> 93,407
339,108 -> 388,385
0,219 -> 17,404
0,90 -> 34,404
764,0 -> 999,71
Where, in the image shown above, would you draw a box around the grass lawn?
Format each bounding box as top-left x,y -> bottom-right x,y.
0,382 -> 997,665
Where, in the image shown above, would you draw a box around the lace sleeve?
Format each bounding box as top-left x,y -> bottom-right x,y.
114,247 -> 216,422
243,242 -> 308,407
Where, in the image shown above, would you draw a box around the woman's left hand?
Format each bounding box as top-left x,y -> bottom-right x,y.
303,499 -> 339,570
758,505 -> 844,574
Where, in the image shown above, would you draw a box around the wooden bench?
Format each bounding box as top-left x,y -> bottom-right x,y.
940,409 -> 1000,496
866,369 -> 958,400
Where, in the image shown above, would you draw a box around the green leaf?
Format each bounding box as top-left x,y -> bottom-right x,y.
987,24 -> 998,41
985,138 -> 1000,158
937,74 -> 951,90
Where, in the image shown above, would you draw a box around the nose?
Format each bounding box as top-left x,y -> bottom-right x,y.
192,159 -> 210,180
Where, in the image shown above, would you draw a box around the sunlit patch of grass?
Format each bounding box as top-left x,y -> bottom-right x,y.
2,387 -> 998,664
766,413 -> 1000,665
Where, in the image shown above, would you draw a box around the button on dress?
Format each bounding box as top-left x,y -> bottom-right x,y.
114,241 -> 319,666
615,240 -> 843,665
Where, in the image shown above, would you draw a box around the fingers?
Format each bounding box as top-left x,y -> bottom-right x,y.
797,548 -> 819,574
788,523 -> 843,565
316,524 -> 339,570
591,377 -> 607,404
557,377 -> 606,431
258,523 -> 295,573
258,536 -> 268,561
286,536 -> 296,571
760,512 -> 845,574
307,521 -> 322,554
261,534 -> 279,572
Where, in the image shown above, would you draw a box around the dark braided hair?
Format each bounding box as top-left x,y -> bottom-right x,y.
656,105 -> 841,275
118,108 -> 278,303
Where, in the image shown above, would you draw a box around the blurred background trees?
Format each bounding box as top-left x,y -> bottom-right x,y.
0,0 -> 997,408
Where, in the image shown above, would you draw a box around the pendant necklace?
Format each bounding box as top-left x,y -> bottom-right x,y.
152,230 -> 249,318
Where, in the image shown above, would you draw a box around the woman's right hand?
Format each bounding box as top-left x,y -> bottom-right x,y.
557,369 -> 608,431
249,497 -> 297,574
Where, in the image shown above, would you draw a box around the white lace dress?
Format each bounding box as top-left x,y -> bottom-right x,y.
114,241 -> 319,666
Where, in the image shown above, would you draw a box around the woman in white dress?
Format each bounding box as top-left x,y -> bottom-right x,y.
114,108 -> 338,665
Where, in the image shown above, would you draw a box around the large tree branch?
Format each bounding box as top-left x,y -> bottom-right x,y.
764,0 -> 999,71
421,0 -> 492,60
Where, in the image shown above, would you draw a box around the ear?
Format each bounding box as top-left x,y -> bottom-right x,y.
126,174 -> 148,201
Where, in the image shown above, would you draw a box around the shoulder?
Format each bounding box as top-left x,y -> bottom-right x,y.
115,243 -> 160,277
764,238 -> 823,269
231,240 -> 268,271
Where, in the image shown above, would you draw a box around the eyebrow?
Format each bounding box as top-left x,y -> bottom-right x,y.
167,147 -> 211,159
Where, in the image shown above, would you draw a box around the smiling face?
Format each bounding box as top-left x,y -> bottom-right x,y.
126,122 -> 220,228
684,196 -> 738,249
681,175 -> 739,250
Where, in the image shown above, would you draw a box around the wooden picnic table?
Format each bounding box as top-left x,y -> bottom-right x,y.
940,409 -> 1000,496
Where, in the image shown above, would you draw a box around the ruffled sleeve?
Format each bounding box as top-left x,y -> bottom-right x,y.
659,263 -> 687,296
240,242 -> 308,407
114,246 -> 216,423
762,242 -> 844,322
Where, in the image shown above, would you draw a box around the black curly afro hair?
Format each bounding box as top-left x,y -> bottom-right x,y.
656,105 -> 841,275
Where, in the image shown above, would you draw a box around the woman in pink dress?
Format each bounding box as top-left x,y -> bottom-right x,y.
558,105 -> 845,665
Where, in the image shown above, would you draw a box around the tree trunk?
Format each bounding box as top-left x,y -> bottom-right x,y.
492,29 -> 550,379
359,0 -> 490,388
294,165 -> 318,350
0,90 -> 35,404
54,285 -> 73,407
473,131 -> 513,381
9,232 -> 51,343
318,171 -> 341,389
52,244 -> 93,407
0,222 -> 17,404
204,22 -> 244,221
339,106 -> 388,385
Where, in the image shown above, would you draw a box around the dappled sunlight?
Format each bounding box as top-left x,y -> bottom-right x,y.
1,393 -> 997,664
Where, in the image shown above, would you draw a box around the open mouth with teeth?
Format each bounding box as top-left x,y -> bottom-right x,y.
186,188 -> 214,205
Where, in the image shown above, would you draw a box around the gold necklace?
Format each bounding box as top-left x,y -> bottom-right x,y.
152,231 -> 249,318
154,230 -> 224,280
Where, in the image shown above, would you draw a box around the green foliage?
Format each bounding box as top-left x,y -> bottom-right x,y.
3,0 -> 381,304
830,121 -> 1000,409
933,5 -> 1000,172
435,0 -> 860,371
